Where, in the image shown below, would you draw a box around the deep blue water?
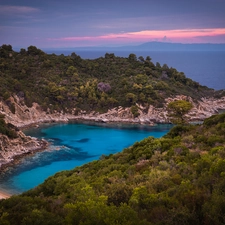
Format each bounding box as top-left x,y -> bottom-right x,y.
0,122 -> 171,194
54,50 -> 225,90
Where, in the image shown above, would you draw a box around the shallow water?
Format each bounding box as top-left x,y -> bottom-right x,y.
0,122 -> 171,194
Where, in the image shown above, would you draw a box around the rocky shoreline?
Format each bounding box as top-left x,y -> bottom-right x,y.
0,94 -> 225,170
2,95 -> 225,127
0,131 -> 48,170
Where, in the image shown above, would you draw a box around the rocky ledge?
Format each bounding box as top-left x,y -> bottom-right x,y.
0,130 -> 48,169
95,95 -> 225,124
1,94 -> 225,127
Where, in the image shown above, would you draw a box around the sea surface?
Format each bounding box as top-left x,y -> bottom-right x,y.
0,122 -> 171,194
52,50 -> 225,90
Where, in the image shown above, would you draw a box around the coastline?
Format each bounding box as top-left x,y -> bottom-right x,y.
0,118 -> 167,199
0,138 -> 49,172
0,115 -> 147,174
0,98 -> 224,172
0,95 -> 225,198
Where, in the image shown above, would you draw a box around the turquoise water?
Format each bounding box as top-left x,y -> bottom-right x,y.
0,122 -> 171,194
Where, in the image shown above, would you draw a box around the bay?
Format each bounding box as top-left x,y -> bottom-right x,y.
2,50 -> 224,195
0,122 -> 171,194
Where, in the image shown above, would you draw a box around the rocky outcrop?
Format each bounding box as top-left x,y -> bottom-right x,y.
1,95 -> 225,127
90,95 -> 225,124
0,131 -> 47,168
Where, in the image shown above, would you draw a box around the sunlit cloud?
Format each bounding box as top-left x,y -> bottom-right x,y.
0,5 -> 39,14
48,28 -> 225,46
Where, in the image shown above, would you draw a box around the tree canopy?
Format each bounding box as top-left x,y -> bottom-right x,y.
167,100 -> 193,124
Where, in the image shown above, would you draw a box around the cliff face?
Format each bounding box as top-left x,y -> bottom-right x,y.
1,94 -> 225,127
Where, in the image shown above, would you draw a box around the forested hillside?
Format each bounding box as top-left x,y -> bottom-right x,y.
0,44 -> 218,116
0,113 -> 225,224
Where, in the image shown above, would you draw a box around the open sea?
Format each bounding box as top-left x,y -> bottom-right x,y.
0,50 -> 224,195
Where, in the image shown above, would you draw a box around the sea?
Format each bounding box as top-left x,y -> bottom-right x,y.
0,50 -> 225,195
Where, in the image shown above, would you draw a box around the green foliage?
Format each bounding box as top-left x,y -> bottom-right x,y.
204,112 -> 225,127
0,45 -> 215,114
167,100 -> 193,124
130,105 -> 140,117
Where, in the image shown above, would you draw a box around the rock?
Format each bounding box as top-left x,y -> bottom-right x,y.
0,132 -> 48,168
1,95 -> 225,128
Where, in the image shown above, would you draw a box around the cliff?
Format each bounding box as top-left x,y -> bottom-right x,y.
1,94 -> 225,127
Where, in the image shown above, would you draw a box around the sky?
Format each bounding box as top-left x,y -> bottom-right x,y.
1,0 -> 225,48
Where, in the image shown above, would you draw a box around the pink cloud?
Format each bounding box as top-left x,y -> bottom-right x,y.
0,5 -> 39,14
48,28 -> 225,47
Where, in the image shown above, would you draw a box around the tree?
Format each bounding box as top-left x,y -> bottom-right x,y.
27,46 -> 44,56
126,93 -> 137,104
167,100 -> 193,124
138,56 -> 145,62
156,62 -> 161,68
66,66 -> 79,81
145,56 -> 152,62
128,53 -> 137,61
131,105 -> 140,118
0,44 -> 13,58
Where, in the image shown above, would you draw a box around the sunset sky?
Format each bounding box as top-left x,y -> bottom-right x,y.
1,0 -> 225,48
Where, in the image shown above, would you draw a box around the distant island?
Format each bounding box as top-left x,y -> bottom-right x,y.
41,41 -> 225,54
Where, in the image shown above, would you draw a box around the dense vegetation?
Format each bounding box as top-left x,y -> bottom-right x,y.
0,112 -> 225,224
0,44 -> 218,116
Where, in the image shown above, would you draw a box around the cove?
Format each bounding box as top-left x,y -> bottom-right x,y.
0,122 -> 171,194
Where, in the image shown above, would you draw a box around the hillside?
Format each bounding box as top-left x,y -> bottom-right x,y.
0,44 -> 221,115
0,112 -> 225,224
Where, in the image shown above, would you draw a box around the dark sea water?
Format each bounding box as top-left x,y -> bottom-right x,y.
56,50 -> 225,90
0,122 -> 171,194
